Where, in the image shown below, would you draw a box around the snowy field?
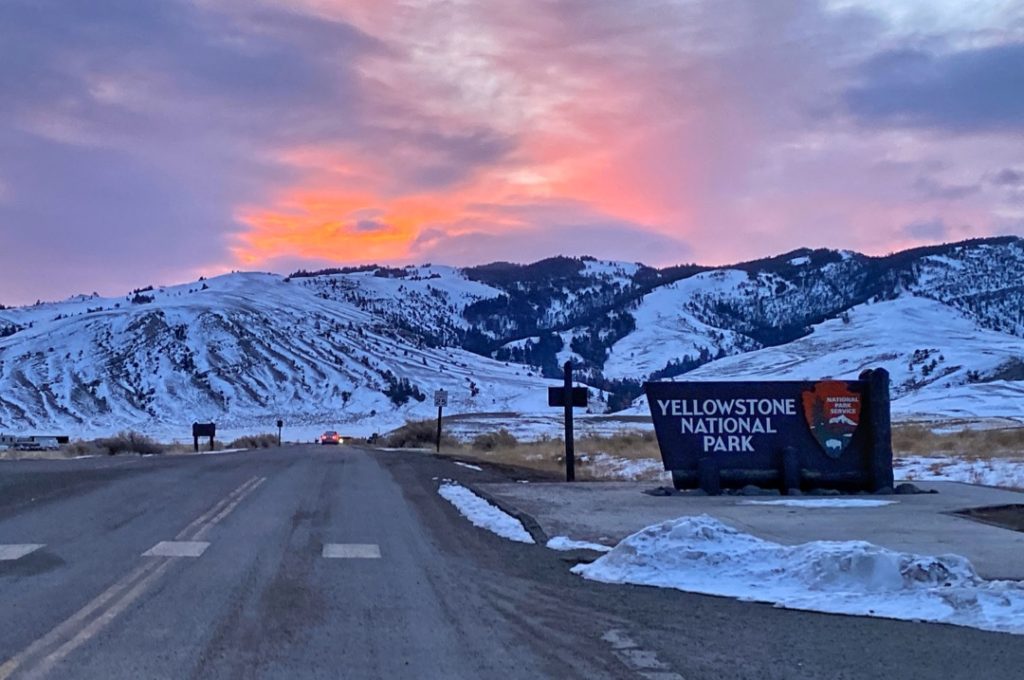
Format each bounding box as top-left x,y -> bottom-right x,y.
896,455 -> 1024,490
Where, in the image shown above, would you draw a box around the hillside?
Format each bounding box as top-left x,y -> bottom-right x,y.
1,236 -> 1022,438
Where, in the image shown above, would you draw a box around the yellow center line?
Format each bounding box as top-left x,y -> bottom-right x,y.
0,559 -> 163,680
0,474 -> 269,679
190,477 -> 266,542
174,476 -> 261,540
25,559 -> 176,680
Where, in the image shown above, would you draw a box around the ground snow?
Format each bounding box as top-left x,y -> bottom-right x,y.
437,482 -> 535,543
573,515 -> 1024,634
546,536 -> 613,552
738,499 -> 897,508
454,461 -> 483,471
579,453 -> 666,481
896,455 -> 1024,490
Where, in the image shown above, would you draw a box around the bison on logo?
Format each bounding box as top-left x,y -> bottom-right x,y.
802,381 -> 862,459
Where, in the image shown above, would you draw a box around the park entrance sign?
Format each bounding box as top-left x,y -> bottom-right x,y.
645,368 -> 893,494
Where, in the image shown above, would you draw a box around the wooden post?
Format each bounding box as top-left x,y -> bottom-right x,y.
781,446 -> 800,494
864,368 -> 894,491
564,361 -> 575,482
436,404 -> 443,453
698,457 -> 720,495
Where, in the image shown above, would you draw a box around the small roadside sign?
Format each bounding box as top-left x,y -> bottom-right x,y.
434,390 -> 449,453
548,362 -> 588,481
548,386 -> 588,408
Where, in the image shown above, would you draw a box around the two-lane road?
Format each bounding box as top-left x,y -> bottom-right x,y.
2,446 -> 1022,679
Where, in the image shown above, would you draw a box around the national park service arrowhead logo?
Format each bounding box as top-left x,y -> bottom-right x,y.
802,381 -> 861,459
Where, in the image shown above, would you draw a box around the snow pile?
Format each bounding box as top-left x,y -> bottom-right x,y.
437,482 -> 535,543
738,499 -> 897,508
546,536 -> 612,552
573,515 -> 1024,634
896,455 -> 1024,490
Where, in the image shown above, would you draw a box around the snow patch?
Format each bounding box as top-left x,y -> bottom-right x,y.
738,499 -> 897,508
437,482 -> 535,544
896,455 -> 1024,490
573,515 -> 1024,634
579,453 -> 666,481
454,461 -> 483,471
546,536 -> 613,552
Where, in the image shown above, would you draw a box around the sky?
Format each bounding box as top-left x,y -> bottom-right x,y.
0,0 -> 1022,305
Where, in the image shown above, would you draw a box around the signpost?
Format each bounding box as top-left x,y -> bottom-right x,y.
276,419 -> 284,447
192,422 -> 216,453
547,361 -> 589,481
434,389 -> 448,453
645,368 -> 893,494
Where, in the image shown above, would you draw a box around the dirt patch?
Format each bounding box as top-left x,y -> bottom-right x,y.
955,505 -> 1024,533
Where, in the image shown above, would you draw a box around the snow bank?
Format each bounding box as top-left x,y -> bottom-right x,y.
546,536 -> 613,552
573,515 -> 1024,634
738,499 -> 897,508
896,455 -> 1024,490
437,482 -> 535,544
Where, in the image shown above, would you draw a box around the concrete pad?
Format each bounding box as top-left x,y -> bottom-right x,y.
322,543 -> 381,559
478,480 -> 1024,580
142,541 -> 210,558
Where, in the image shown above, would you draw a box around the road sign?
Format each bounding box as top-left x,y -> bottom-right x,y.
192,422 -> 217,452
434,390 -> 449,453
645,368 -> 893,494
547,386 -> 588,408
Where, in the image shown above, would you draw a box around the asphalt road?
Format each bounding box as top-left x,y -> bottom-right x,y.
1,445 -> 1022,680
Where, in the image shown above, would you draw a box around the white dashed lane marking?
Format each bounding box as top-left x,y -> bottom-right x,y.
0,544 -> 45,561
602,629 -> 684,679
322,543 -> 381,559
142,541 -> 210,558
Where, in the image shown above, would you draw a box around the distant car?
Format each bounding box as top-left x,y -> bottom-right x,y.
320,431 -> 342,445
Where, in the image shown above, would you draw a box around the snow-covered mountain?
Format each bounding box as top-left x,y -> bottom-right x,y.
1,236 -> 1022,438
0,272 -> 557,439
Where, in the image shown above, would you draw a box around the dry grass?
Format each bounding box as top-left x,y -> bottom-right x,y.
0,448 -> 76,460
227,433 -> 279,449
892,424 -> 1024,460
384,420 -> 459,449
431,429 -> 662,479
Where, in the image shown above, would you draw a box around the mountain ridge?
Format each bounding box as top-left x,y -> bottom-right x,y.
1,236 -> 1022,438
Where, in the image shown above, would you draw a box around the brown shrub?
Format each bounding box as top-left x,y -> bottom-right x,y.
228,433 -> 279,449
472,429 -> 518,451
95,431 -> 165,456
384,420 -> 458,449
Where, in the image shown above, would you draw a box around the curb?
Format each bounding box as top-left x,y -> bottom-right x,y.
466,484 -> 550,546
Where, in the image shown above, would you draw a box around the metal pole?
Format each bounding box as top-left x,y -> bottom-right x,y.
564,360 -> 575,482
436,405 -> 443,453
278,426 -> 282,447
